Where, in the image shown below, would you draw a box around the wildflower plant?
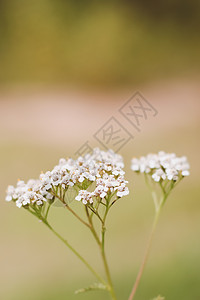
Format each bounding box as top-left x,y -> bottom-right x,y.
6,148 -> 190,300
129,151 -> 190,300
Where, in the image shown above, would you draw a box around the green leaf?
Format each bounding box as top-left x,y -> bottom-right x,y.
75,283 -> 108,294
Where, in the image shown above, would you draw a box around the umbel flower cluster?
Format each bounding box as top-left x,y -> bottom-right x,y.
131,151 -> 190,182
130,151 -> 190,215
6,148 -> 129,209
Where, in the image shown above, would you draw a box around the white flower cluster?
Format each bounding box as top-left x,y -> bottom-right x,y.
6,148 -> 129,208
75,173 -> 129,205
131,151 -> 190,182
74,149 -> 129,204
5,179 -> 53,208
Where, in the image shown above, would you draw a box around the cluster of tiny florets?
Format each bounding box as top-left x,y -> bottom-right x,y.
131,151 -> 190,182
5,179 -> 53,208
76,173 -> 129,204
6,148 -> 129,208
74,149 -> 129,204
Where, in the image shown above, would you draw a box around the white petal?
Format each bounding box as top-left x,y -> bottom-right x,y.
75,195 -> 81,201
16,201 -> 22,208
182,170 -> 190,176
5,195 -> 12,202
100,192 -> 107,198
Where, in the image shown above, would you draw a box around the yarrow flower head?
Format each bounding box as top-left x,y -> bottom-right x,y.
74,148 -> 129,204
131,151 -> 190,212
131,151 -> 190,182
6,148 -> 129,212
5,179 -> 53,208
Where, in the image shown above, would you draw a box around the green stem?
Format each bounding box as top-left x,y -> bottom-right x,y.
85,199 -> 117,299
88,205 -> 104,223
84,196 -> 117,299
43,220 -> 106,285
101,247 -> 117,300
159,182 -> 166,195
128,206 -> 161,300
65,204 -> 91,228
151,190 -> 159,211
85,206 -> 101,246
45,202 -> 51,219
100,198 -> 117,300
51,191 -> 91,229
128,182 -> 174,300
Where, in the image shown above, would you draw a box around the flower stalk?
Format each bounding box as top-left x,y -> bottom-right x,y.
128,204 -> 161,300
43,220 -> 106,286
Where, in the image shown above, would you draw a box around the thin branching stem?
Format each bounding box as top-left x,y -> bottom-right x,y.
128,186 -> 174,300
85,206 -> 101,246
84,197 -> 117,300
88,205 -> 104,223
128,206 -> 161,300
50,191 -> 91,228
64,203 -> 91,228
45,202 -> 51,219
43,220 -> 106,285
100,195 -> 117,300
26,207 -> 105,285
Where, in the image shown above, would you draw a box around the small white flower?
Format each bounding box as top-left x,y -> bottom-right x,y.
59,158 -> 67,165
182,170 -> 190,176
75,195 -> 82,201
75,190 -> 94,205
5,195 -> 12,202
152,169 -> 166,182
100,191 -> 107,199
131,162 -> 140,171
36,200 -> 43,205
117,187 -> 129,197
40,172 -> 52,190
16,200 -> 22,208
78,175 -> 85,183
166,168 -> 179,181
112,168 -> 125,176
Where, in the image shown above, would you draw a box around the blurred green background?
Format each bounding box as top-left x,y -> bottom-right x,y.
0,0 -> 200,86
0,1 -> 200,300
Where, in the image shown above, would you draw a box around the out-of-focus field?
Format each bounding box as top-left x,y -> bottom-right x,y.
0,1 -> 200,87
0,79 -> 200,300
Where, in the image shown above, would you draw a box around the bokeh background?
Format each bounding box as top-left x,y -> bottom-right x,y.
0,1 -> 200,300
